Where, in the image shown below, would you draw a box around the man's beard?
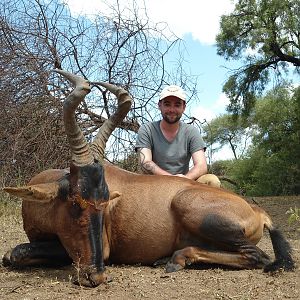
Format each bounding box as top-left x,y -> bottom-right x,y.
162,113 -> 181,124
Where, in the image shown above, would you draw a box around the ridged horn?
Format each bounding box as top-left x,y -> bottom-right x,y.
53,69 -> 94,166
90,82 -> 132,162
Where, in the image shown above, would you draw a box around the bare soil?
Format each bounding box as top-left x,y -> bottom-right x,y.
0,196 -> 299,300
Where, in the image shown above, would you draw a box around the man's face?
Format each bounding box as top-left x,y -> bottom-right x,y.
158,96 -> 186,124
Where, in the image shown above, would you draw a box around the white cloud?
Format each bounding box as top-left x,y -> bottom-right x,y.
214,93 -> 230,112
192,92 -> 229,122
63,0 -> 235,45
191,105 -> 216,122
210,145 -> 234,161
144,0 -> 235,45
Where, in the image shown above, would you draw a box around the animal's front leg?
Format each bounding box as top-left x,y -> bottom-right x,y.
3,240 -> 72,267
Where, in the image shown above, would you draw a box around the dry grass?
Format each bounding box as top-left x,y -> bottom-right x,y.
0,193 -> 22,224
0,195 -> 299,300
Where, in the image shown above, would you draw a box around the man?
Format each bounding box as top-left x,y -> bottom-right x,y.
135,85 -> 220,187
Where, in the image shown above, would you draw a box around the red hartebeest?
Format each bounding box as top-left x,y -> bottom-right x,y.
2,70 -> 295,287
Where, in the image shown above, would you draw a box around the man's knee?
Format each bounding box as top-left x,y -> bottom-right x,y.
196,174 -> 221,188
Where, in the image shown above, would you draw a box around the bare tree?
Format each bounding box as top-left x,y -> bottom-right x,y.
0,0 -> 199,185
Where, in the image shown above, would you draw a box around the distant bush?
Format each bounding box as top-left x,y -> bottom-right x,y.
286,207 -> 300,230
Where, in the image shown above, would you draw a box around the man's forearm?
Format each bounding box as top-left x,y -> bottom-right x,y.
185,165 -> 207,180
138,148 -> 171,176
141,161 -> 171,175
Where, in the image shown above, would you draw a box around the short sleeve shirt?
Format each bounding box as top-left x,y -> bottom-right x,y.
135,121 -> 206,175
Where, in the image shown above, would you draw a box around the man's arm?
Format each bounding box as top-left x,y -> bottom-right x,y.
184,149 -> 208,180
138,148 -> 172,176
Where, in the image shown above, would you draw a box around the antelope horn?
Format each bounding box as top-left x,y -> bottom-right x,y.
90,82 -> 132,162
53,69 -> 94,166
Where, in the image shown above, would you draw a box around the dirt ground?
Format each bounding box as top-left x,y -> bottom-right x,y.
0,196 -> 299,300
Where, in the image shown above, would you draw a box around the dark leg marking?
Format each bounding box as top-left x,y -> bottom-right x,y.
198,213 -> 247,251
3,240 -> 72,268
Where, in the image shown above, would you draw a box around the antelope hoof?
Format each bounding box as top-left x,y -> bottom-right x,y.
165,261 -> 184,273
2,250 -> 13,267
153,256 -> 171,267
240,244 -> 271,267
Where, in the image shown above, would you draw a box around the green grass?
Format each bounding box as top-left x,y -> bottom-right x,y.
286,206 -> 300,230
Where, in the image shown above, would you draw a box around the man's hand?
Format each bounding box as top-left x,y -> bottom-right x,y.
174,174 -> 189,179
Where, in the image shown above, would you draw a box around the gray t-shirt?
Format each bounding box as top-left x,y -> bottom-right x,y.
135,121 -> 206,175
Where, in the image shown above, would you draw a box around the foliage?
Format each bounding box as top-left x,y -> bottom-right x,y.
115,151 -> 139,173
216,0 -> 300,114
203,114 -> 251,160
209,160 -> 230,177
208,160 -> 242,193
286,206 -> 300,228
221,85 -> 300,196
222,156 -> 258,195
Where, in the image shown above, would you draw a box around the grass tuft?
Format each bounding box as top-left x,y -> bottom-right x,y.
0,192 -> 22,224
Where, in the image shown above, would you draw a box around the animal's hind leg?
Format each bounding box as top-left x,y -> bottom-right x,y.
166,245 -> 271,273
3,240 -> 72,268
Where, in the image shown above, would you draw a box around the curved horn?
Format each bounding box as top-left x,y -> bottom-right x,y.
54,69 -> 94,166
90,82 -> 132,162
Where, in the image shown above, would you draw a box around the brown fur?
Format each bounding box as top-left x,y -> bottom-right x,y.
12,163 -> 273,267
103,164 -> 270,263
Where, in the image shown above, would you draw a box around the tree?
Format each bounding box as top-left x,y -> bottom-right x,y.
203,114 -> 251,160
216,0 -> 300,115
0,0 -> 198,185
227,85 -> 300,196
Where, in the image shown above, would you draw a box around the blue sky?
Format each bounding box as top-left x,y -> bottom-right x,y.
64,0 -> 237,159
64,0 -> 235,118
179,33 -> 233,121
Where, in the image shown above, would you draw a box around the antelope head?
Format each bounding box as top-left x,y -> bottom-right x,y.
55,69 -> 132,286
4,69 -> 132,287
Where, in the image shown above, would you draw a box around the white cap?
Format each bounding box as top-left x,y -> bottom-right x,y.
159,85 -> 186,102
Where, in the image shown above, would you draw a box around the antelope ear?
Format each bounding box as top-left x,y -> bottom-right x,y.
104,191 -> 122,212
110,190 -> 121,200
3,182 -> 60,203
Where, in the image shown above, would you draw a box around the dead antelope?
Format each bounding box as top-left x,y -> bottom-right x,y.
2,70 -> 295,287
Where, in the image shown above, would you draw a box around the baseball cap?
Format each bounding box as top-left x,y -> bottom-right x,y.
159,85 -> 186,102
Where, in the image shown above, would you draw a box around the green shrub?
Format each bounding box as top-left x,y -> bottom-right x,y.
286,206 -> 300,230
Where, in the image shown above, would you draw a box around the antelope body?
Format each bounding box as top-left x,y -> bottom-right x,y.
2,70 -> 295,287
